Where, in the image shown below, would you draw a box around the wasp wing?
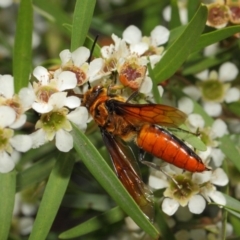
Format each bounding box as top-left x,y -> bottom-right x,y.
100,128 -> 154,221
107,99 -> 187,127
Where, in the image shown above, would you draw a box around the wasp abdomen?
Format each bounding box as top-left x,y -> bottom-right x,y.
137,124 -> 208,172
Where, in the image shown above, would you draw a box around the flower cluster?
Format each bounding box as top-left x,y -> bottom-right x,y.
0,75 -> 32,173
0,17 -> 238,238
0,25 -> 169,173
206,0 -> 240,28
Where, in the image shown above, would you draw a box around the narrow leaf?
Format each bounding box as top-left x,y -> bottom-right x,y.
183,52 -> 232,75
71,124 -> 159,239
0,171 -> 16,240
33,0 -> 71,35
13,0 -> 33,92
169,0 -> 181,29
219,135 -> 240,173
59,206 -> 125,239
16,155 -> 56,192
29,153 -> 75,240
156,206 -> 176,240
193,25 -> 240,53
223,193 -> 240,215
153,5 -> 208,83
71,0 -> 96,51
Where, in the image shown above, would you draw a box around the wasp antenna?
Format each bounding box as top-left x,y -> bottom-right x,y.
87,35 -> 99,64
87,35 -> 99,89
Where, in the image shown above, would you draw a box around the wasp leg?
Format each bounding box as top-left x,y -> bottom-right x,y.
138,149 -> 181,189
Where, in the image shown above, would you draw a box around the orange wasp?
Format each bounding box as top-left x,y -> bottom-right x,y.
82,85 -> 209,220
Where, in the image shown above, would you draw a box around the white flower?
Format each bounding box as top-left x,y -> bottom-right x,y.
30,66 -> 80,114
60,46 -> 104,86
162,1 -> 188,25
122,25 -> 169,64
0,75 -> 30,128
0,106 -> 32,173
192,168 -> 228,206
184,62 -> 239,117
0,0 -> 13,8
31,106 -> 88,152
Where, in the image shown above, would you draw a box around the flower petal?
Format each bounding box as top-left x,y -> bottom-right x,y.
65,96 -> 80,109
183,86 -> 201,101
192,171 -> 212,184
59,49 -> 71,65
10,135 -> 32,152
188,113 -> 205,129
0,106 -> 16,127
225,87 -> 240,103
10,114 -> 27,129
88,58 -> 104,79
67,106 -> 88,130
18,87 -> 36,109
178,97 -> 193,115
208,190 -> 226,206
203,102 -> 222,117
30,129 -> 47,148
139,76 -> 152,94
130,42 -> 148,55
122,25 -> 142,44
195,69 -> 209,81
32,102 -> 53,114
188,195 -> 206,214
18,217 -> 34,235
48,92 -> 67,110
211,148 -> 225,167
0,74 -> 14,98
148,175 -> 168,189
33,66 -> 50,85
151,25 -> 170,46
57,71 -> 77,91
162,198 -> 179,216
211,168 -> 229,186
211,118 -> 228,138
124,217 -> 140,231
219,62 -> 239,82
71,46 -> 90,67
55,129 -> 73,152
0,0 -> 13,8
0,151 -> 15,173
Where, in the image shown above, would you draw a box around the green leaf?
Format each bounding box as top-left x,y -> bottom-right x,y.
29,153 -> 75,240
192,25 -> 240,53
71,124 -> 159,239
227,101 -> 240,117
147,63 -> 161,104
169,0 -> 181,29
153,4 -> 208,83
156,206 -> 176,240
16,155 -> 56,192
62,193 -> 110,211
223,193 -> 240,216
59,206 -> 125,239
182,52 -> 232,75
0,171 -> 16,240
219,135 -> 240,173
187,1 -> 200,21
13,0 -> 33,92
71,0 -> 96,51
33,0 -> 71,35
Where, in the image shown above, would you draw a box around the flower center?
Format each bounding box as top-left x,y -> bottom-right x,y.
36,86 -> 58,103
41,109 -> 67,132
207,4 -> 229,27
201,80 -> 224,102
0,128 -> 14,152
